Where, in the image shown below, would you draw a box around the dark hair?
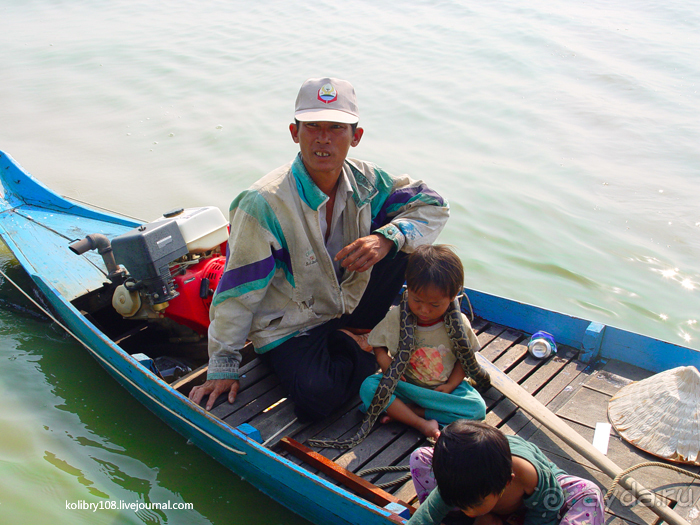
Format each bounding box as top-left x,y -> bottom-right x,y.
293,118 -> 358,133
432,420 -> 513,510
405,244 -> 464,299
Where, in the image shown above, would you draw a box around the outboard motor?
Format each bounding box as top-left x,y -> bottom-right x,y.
70,206 -> 229,336
112,219 -> 189,305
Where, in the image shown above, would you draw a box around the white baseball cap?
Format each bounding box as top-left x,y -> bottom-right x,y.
294,77 -> 359,124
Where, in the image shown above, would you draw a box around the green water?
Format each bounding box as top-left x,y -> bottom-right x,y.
1,0 -> 698,523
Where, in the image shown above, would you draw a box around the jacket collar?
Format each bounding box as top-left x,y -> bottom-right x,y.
291,153 -> 378,211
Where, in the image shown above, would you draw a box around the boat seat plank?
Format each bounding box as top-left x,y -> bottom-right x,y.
333,422 -> 413,473
297,407 -> 417,491
210,362 -> 278,418
361,430 -> 425,487
204,376 -> 277,417
515,344 -> 579,393
474,323 -> 510,357
485,345 -> 580,428
488,341 -> 529,374
555,384 -> 612,430
501,358 -> 589,437
581,359 -> 652,396
292,403 -> 365,457
469,317 -> 488,333
223,383 -> 288,428
281,404 -> 368,480
513,360 -> 605,443
250,401 -> 337,449
273,397 -> 364,457
481,344 -> 546,412
480,328 -> 526,364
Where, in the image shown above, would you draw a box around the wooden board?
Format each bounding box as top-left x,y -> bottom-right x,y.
196,320 -> 698,525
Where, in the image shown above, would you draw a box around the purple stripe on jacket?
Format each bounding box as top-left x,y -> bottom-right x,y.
216,247 -> 292,295
371,184 -> 445,231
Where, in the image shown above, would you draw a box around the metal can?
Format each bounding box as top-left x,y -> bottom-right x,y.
527,331 -> 557,359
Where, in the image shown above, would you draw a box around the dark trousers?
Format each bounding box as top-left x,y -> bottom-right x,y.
264,252 -> 407,421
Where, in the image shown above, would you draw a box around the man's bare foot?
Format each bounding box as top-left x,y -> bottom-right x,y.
418,419 -> 441,440
339,329 -> 373,352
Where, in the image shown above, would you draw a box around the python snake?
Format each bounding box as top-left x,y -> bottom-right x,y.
308,291 -> 491,449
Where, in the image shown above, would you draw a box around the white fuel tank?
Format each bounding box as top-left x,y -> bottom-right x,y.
152,207 -> 228,253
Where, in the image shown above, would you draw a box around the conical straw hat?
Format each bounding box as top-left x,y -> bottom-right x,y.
608,365 -> 700,465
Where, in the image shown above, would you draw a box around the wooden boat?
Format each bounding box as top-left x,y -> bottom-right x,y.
1,149 -> 699,525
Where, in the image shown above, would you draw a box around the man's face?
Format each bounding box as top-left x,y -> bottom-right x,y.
290,121 -> 363,182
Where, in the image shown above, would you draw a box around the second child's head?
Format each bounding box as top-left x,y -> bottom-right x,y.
432,420 -> 514,518
405,244 -> 463,325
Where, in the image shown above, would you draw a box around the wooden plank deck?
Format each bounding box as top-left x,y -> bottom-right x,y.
184,318 -> 700,524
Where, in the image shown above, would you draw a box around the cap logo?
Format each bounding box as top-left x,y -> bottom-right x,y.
317,83 -> 338,104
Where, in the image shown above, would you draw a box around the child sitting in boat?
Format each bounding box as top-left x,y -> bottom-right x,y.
408,420 -> 605,525
343,244 -> 486,439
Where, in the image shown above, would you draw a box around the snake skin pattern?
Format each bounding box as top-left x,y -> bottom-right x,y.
308,291 -> 491,449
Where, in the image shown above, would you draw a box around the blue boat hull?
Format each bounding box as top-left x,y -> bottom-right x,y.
1,149 -> 698,524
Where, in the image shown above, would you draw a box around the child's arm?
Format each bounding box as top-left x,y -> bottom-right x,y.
434,362 -> 466,393
406,487 -> 457,525
373,346 -> 394,374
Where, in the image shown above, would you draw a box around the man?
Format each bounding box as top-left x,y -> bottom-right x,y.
189,77 -> 449,421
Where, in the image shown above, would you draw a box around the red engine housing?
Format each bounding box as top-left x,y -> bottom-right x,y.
163,255 -> 226,335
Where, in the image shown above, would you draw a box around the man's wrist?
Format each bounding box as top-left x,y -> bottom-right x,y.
372,224 -> 405,256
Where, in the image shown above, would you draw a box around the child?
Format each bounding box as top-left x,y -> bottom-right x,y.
343,244 -> 486,439
408,420 -> 605,525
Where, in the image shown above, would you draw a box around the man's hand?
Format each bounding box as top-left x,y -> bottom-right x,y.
189,379 -> 240,411
335,234 -> 393,273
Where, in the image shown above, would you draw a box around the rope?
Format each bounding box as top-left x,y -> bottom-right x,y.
458,292 -> 474,322
356,465 -> 412,489
605,461 -> 700,501
62,194 -> 145,222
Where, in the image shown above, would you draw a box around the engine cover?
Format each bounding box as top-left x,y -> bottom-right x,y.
111,219 -> 188,304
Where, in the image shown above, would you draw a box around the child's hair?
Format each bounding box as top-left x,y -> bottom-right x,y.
432,420 -> 513,510
405,244 -> 464,299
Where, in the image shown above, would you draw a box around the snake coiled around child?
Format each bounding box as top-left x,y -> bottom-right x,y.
308,291 -> 491,449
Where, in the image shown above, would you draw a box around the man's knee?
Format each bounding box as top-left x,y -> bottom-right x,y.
290,375 -> 344,420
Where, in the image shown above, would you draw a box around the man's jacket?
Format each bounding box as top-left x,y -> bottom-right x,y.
207,154 -> 449,379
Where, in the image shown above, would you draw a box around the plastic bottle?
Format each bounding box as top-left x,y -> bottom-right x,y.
527,331 -> 557,359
